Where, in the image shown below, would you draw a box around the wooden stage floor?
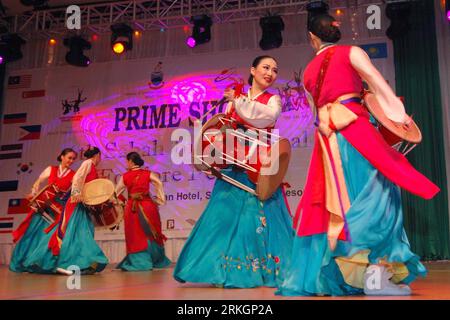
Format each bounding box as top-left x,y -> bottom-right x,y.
1,261 -> 449,300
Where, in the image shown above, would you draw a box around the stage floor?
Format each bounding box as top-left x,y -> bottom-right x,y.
1,262 -> 449,300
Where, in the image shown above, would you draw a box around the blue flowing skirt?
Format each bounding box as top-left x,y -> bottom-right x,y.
56,203 -> 109,273
277,133 -> 427,296
174,169 -> 294,288
9,214 -> 58,274
117,240 -> 171,271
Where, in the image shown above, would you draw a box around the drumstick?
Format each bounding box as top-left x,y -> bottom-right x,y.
40,211 -> 54,225
198,96 -> 227,122
198,158 -> 257,196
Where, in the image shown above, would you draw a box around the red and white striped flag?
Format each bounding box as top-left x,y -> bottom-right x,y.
7,75 -> 32,89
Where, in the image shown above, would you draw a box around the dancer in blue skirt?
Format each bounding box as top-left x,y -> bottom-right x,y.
10,148 -> 77,273
174,56 -> 294,288
49,146 -> 109,275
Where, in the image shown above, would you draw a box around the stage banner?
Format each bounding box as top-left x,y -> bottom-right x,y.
0,45 -> 394,243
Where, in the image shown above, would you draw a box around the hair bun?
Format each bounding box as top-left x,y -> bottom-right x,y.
83,146 -> 100,159
309,14 -> 342,43
126,151 -> 145,167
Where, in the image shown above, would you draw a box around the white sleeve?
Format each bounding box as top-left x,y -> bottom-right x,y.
350,46 -> 407,123
115,176 -> 126,196
150,172 -> 166,206
71,160 -> 92,197
232,94 -> 282,128
31,166 -> 51,196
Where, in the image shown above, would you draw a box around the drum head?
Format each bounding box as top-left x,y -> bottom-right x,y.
256,138 -> 291,201
364,92 -> 422,144
82,179 -> 115,205
193,113 -> 228,171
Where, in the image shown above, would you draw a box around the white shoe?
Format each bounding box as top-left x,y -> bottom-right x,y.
56,267 -> 74,276
364,265 -> 411,296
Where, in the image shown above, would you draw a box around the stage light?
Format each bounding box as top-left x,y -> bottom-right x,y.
259,14 -> 284,50
49,38 -> 56,45
446,0 -> 450,22
0,34 -> 26,64
134,31 -> 141,37
63,36 -> 91,67
113,42 -> 125,54
336,9 -> 343,16
0,56 -> 3,64
186,15 -> 212,47
92,34 -> 99,41
385,1 -> 412,40
186,37 -> 196,48
111,23 -> 133,54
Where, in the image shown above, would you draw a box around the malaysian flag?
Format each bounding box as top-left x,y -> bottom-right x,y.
7,75 -> 32,89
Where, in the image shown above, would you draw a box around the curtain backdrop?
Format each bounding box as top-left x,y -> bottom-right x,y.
393,0 -> 450,260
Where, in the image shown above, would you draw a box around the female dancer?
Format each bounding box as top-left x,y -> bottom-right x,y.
49,146 -> 109,275
10,148 -> 76,273
115,152 -> 171,271
278,14 -> 439,296
174,56 -> 293,288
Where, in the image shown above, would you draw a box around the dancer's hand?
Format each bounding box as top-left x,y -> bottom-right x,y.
224,88 -> 235,102
71,194 -> 83,203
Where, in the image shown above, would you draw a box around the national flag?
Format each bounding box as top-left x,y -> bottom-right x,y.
22,90 -> 46,99
7,198 -> 30,215
0,217 -> 14,234
0,180 -> 19,192
360,43 -> 388,59
7,75 -> 32,89
0,144 -> 23,160
3,113 -> 27,124
19,125 -> 41,141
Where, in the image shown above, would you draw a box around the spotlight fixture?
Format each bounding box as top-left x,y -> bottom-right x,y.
0,34 -> 26,64
186,14 -> 212,47
446,0 -> 450,22
385,1 -> 412,40
111,23 -> 133,54
259,14 -> 284,50
186,36 -> 196,48
63,36 -> 91,67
